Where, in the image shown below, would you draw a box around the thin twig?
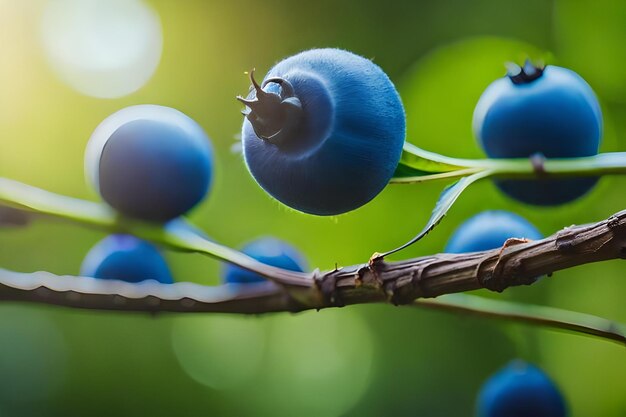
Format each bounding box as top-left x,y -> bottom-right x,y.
415,295 -> 626,345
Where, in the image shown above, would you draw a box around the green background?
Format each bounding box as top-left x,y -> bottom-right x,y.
0,0 -> 625,416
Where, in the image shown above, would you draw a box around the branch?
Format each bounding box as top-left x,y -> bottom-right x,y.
1,178 -> 625,344
1,269 -> 624,345
1,209 -> 625,345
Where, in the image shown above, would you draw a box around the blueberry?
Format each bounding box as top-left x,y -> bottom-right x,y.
80,234 -> 173,284
473,63 -> 602,206
85,105 -> 213,222
238,48 -> 406,216
222,237 -> 307,284
445,211 -> 542,253
476,360 -> 568,417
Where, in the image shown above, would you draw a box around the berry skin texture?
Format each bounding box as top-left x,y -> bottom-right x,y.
81,234 -> 173,284
476,360 -> 567,417
238,48 -> 406,216
445,211 -> 542,253
222,237 -> 307,284
473,64 -> 602,206
85,105 -> 213,223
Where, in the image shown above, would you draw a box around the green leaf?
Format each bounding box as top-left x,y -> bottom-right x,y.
393,162 -> 433,178
382,169 -> 494,257
395,142 -> 476,175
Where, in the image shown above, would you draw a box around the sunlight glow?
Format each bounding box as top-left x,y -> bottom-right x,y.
41,0 -> 162,98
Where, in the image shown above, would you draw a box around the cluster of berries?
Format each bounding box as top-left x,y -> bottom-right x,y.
73,48 -> 600,289
80,103 -> 305,284
1,48 -> 588,415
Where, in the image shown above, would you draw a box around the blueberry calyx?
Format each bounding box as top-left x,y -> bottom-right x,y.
237,70 -> 302,145
506,59 -> 545,85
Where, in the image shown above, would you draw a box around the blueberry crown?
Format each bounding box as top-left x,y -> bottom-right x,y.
506,59 -> 545,85
237,70 -> 302,145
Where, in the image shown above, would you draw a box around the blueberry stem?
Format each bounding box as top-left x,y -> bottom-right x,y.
392,143 -> 626,184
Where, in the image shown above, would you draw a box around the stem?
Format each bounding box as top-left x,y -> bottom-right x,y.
415,294 -> 626,345
393,144 -> 626,184
382,169 -> 495,257
391,168 -> 485,184
1,267 -> 622,345
0,178 -> 311,289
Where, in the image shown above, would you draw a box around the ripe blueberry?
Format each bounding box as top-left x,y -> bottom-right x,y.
238,48 -> 406,216
445,210 -> 542,253
85,105 -> 213,222
476,360 -> 567,417
81,234 -> 173,283
222,237 -> 307,284
473,62 -> 602,206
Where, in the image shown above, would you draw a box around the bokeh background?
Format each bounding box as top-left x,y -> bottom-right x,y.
1,0 -> 625,416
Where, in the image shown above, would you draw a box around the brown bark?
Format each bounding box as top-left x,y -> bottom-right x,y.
1,210 -> 624,315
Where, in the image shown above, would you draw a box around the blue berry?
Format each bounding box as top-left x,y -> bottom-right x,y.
85,105 -> 213,222
238,48 -> 406,216
81,234 -> 173,283
445,211 -> 542,253
473,63 -> 602,206
476,360 -> 568,417
222,237 -> 307,284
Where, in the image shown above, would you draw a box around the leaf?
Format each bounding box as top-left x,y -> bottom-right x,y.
381,169 -> 494,257
393,162 -> 433,178
394,142 -> 476,178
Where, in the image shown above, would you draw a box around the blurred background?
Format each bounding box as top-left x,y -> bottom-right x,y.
0,0 -> 625,415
